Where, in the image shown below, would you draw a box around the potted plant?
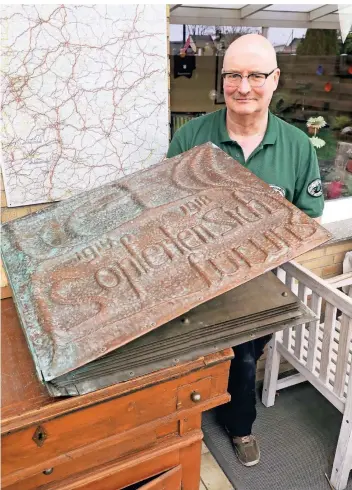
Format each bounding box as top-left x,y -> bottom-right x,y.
306,116 -> 327,149
306,116 -> 327,135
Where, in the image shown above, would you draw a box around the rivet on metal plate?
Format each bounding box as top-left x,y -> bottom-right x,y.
43,468 -> 54,475
0,142 -> 332,388
282,292 -> 288,297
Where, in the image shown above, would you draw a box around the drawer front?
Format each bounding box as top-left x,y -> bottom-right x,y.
2,383 -> 177,477
30,432 -> 201,490
4,419 -> 179,490
2,359 -> 229,483
5,430 -> 155,490
176,377 -> 212,411
140,466 -> 182,489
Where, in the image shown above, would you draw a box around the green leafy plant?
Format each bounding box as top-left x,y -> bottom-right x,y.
296,29 -> 339,55
332,115 -> 352,131
340,32 -> 352,55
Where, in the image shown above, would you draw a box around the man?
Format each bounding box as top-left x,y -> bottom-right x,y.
167,34 -> 324,467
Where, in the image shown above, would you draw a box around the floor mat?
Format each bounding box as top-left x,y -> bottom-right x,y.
202,383 -> 351,490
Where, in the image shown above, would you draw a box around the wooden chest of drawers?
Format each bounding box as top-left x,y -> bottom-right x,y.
1,298 -> 233,489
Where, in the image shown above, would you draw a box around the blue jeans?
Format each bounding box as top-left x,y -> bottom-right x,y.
217,335 -> 272,437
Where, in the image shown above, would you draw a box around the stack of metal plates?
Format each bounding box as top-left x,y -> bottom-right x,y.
49,271 -> 314,395
1,143 -> 331,396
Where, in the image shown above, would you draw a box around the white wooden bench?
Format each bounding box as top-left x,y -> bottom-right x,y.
262,261 -> 352,490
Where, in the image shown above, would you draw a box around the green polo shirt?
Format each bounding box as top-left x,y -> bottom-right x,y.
167,109 -> 324,218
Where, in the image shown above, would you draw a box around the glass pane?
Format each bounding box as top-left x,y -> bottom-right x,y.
269,28 -> 352,200
169,25 -> 352,201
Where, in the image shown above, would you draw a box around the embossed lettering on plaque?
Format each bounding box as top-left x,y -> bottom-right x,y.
1,143 -> 332,380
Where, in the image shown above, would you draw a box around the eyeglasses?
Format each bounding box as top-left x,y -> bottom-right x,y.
221,68 -> 277,88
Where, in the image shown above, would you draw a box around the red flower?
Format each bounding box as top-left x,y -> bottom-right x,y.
327,181 -> 343,199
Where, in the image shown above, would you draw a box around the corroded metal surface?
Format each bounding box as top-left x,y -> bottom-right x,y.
47,272 -> 316,396
1,143 -> 332,381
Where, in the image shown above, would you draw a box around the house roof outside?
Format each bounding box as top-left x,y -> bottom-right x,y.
282,37 -> 302,53
274,44 -> 287,53
275,37 -> 302,53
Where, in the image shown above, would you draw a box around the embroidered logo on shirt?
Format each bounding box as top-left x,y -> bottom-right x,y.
269,185 -> 286,198
307,179 -> 323,197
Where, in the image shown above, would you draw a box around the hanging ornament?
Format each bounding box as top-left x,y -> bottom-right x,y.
316,65 -> 324,76
324,82 -> 332,92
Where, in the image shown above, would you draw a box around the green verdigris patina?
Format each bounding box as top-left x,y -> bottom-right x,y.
1,143 -> 331,394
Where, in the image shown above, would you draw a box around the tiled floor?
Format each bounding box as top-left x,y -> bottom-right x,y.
200,443 -> 234,490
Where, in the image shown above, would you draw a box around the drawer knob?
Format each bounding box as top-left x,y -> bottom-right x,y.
43,468 -> 54,475
191,391 -> 201,403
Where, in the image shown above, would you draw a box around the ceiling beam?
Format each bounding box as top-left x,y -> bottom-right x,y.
170,9 -> 340,29
170,4 -> 182,13
240,4 -> 272,19
309,5 -> 338,21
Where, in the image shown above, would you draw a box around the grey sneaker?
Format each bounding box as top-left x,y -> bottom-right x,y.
232,435 -> 260,467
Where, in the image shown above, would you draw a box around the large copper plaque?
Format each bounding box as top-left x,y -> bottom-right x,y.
1,143 -> 331,380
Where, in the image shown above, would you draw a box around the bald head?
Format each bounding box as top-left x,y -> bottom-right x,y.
221,34 -> 280,117
223,34 -> 277,72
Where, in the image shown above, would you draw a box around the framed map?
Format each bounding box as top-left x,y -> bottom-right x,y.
1,5 -> 169,206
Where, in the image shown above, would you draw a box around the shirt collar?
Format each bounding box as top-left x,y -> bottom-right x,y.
218,109 -> 232,143
219,110 -> 277,146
